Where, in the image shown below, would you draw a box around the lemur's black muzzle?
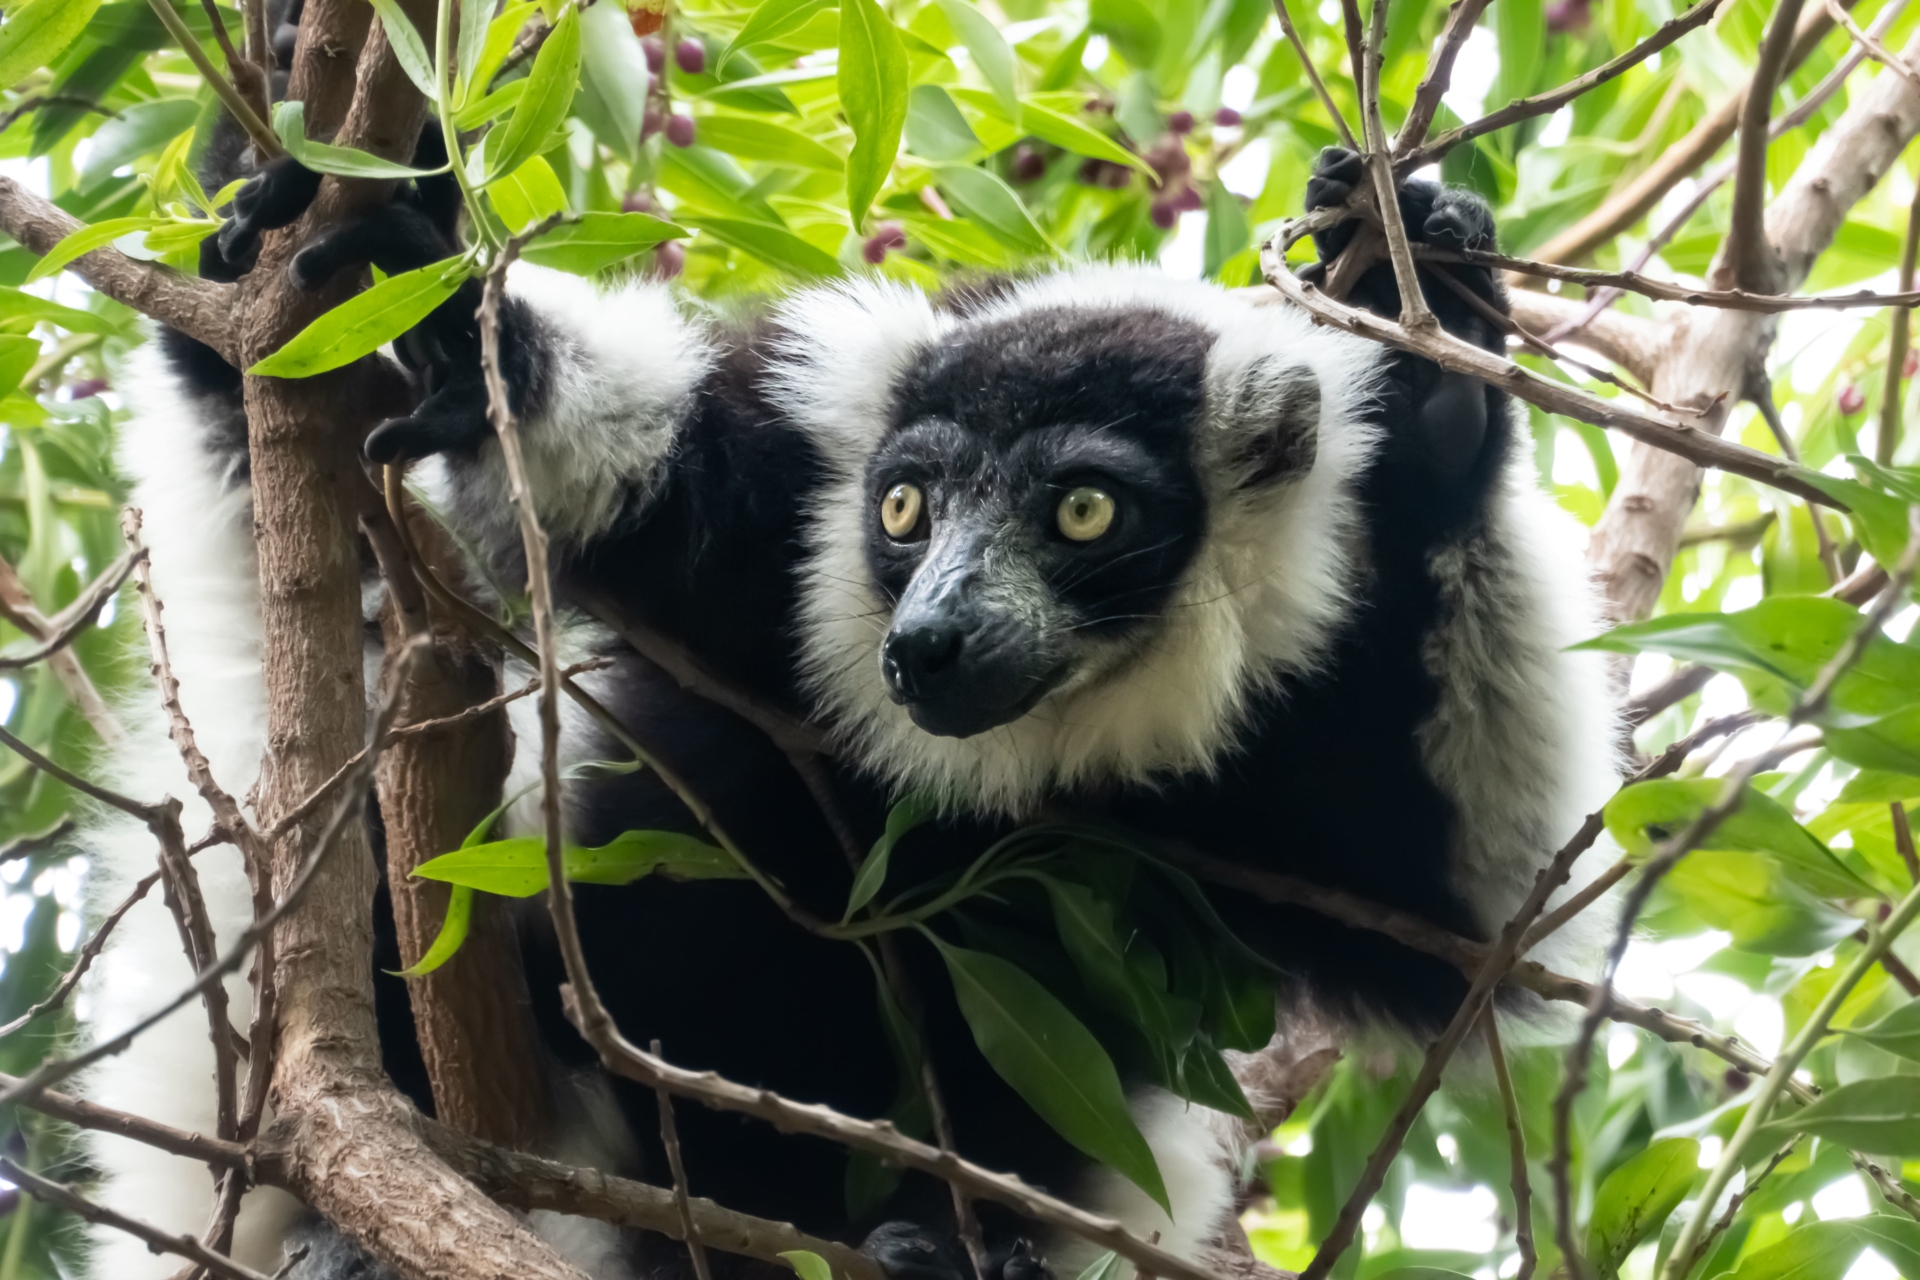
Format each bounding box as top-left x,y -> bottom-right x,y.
880,533 -> 1065,738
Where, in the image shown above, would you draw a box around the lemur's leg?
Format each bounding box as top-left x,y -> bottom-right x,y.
1301,145 -> 1504,485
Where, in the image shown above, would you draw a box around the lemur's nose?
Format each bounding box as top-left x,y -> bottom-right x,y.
882,622 -> 965,700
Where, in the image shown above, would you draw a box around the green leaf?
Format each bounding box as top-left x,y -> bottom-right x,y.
930,937 -> 1169,1212
1725,1216 -> 1920,1280
1087,0 -> 1159,68
1801,472 -> 1916,572
838,0 -> 909,232
80,98 -> 199,186
248,256 -> 471,379
1073,1254 -> 1123,1280
1043,879 -> 1197,1055
1845,999 -> 1920,1062
485,2 -> 581,183
1584,1137 -> 1698,1275
274,100 -> 447,180
455,79 -> 526,129
1174,1037 -> 1254,1120
0,335 -> 41,400
1663,849 -> 1859,955
934,0 -> 1018,115
932,165 -> 1051,256
1014,97 -> 1150,174
679,215 -> 842,276
1203,182 -> 1249,280
845,794 -> 934,920
1605,777 -> 1876,901
905,85 -> 983,162
0,286 -> 119,335
394,884 -> 474,977
413,828 -> 743,896
698,115 -> 844,170
781,1250 -> 835,1280
518,212 -> 686,274
0,0 -> 104,92
490,156 -> 569,232
1759,1076 -> 1920,1155
470,1 -> 539,94
577,0 -> 650,160
456,0 -> 494,94
369,0 -> 440,101
25,217 -> 160,284
1494,0 -> 1545,111
720,0 -> 834,71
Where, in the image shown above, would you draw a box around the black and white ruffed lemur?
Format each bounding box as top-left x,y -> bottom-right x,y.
74,44 -> 1618,1280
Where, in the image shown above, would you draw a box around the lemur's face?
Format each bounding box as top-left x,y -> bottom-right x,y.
863,307 -> 1212,739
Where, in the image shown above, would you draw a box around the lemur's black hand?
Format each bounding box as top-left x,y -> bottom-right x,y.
1299,146 -> 1502,330
199,156 -> 322,283
862,1222 -> 972,1280
1302,146 -> 1506,483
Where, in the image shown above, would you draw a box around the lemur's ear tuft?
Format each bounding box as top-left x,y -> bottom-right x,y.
1221,358 -> 1320,487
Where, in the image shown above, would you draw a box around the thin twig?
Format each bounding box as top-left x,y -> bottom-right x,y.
1353,0 -> 1434,332
1725,0 -> 1806,292
1271,0 -> 1358,150
1880,175 -> 1920,464
1749,388 -> 1844,582
141,0 -> 281,160
0,867 -> 160,1040
1676,1142 -> 1796,1279
653,1039 -> 715,1280
0,95 -> 116,136
0,546 -> 142,671
1392,0 -> 1493,152
1400,0 -> 1727,170
1825,0 -> 1920,92
0,550 -> 124,743
0,818 -> 73,866
1482,1009 -> 1535,1280
1261,235 -> 1841,506
0,1158 -> 269,1280
0,1069 -> 246,1166
1895,802 -> 1920,884
1434,244 -> 1920,312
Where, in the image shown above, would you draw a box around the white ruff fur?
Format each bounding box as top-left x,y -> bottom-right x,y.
773,266 -> 1387,816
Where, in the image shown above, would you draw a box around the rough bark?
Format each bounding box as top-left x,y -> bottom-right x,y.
375,509 -> 551,1150
1587,33 -> 1920,623
234,0 -> 584,1274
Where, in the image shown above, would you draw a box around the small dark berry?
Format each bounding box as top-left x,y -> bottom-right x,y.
1545,0 -> 1590,31
863,236 -> 890,265
1167,109 -> 1194,135
1174,185 -> 1205,213
676,37 -> 706,75
623,190 -> 654,214
1077,157 -> 1106,185
1145,140 -> 1190,182
1214,106 -> 1243,127
641,105 -> 665,139
1010,144 -> 1046,184
68,377 -> 108,399
666,114 -> 696,147
642,35 -> 666,73
1840,384 -> 1867,415
1100,161 -> 1130,189
655,240 -> 685,278
1150,199 -> 1177,229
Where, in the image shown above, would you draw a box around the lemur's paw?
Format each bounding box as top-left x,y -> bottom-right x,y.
290,202 -> 460,291
989,1238 -> 1052,1280
1304,146 -> 1364,213
204,156 -> 321,282
862,1222 -> 971,1280
363,376 -> 491,464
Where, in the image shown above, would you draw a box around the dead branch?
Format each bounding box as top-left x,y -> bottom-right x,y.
0,548 -> 124,743
0,545 -> 142,671
1482,1010 -> 1535,1280
1531,0 -> 1842,267
1444,245 -> 1920,312
0,1158 -> 268,1280
1271,0 -> 1357,150
653,1039 -> 715,1280
1399,0 -> 1726,171
1392,0 -> 1493,152
1259,237 -> 1835,505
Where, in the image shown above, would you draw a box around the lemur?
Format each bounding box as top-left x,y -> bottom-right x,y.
73,31 -> 1617,1279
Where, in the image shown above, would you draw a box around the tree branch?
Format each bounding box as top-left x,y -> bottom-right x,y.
0,1158 -> 268,1280
1271,0 -> 1357,150
1392,0 -> 1493,152
0,547 -> 125,744
1725,0 -> 1807,292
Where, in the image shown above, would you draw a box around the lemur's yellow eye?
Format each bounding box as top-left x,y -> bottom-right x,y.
880,483 -> 924,539
1057,487 -> 1115,541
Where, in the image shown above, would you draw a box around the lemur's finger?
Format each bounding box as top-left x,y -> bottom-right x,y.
288,202 -> 453,291
860,1223 -> 971,1280
363,380 -> 490,464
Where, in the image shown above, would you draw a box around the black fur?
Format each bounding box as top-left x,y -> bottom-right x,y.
164,109 -> 1535,1279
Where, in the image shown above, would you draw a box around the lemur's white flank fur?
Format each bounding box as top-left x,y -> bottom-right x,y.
81,264 -> 1616,1278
